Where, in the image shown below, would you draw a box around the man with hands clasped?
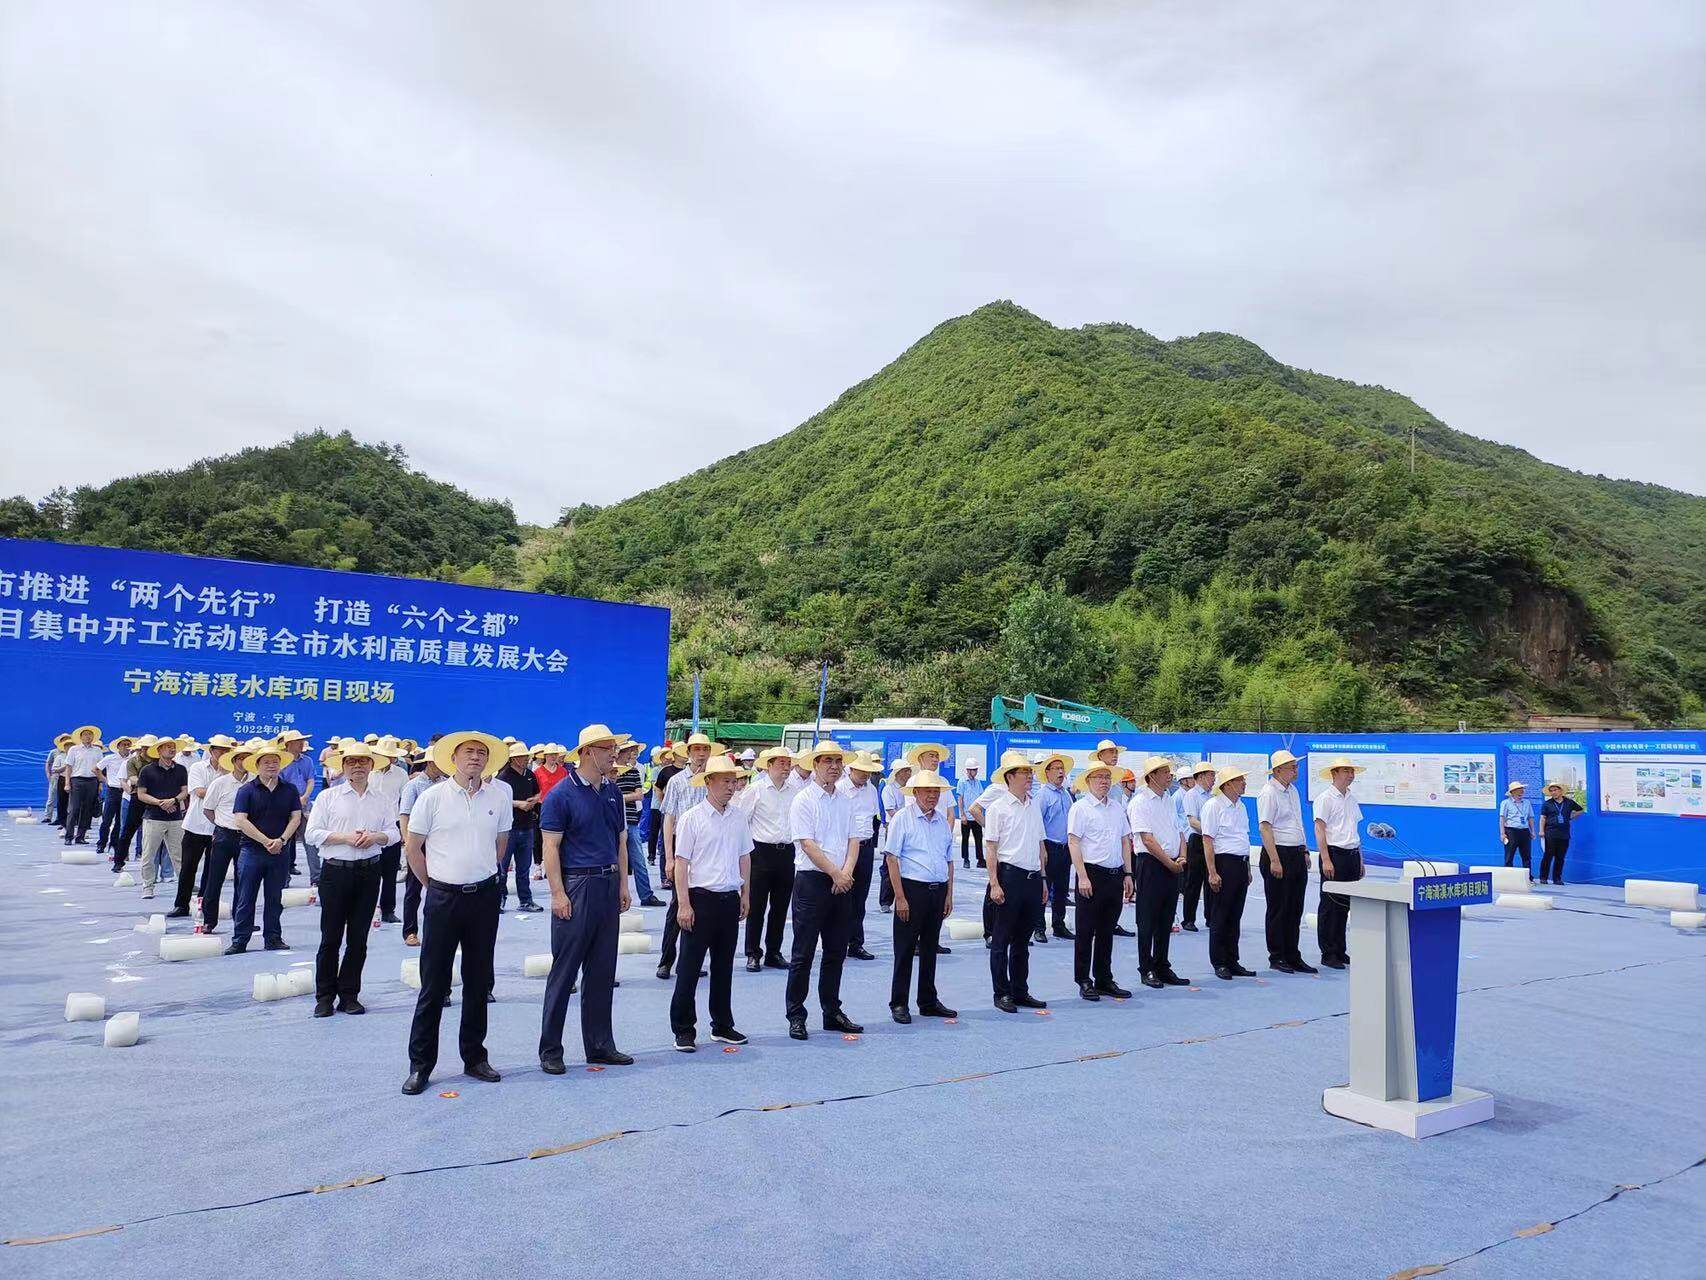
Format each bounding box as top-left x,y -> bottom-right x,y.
669,754 -> 754,1051
306,743 -> 400,1016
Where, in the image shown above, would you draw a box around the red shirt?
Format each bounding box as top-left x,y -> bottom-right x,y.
534,764 -> 569,797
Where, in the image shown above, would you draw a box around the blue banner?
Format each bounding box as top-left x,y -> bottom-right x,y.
0,538 -> 669,804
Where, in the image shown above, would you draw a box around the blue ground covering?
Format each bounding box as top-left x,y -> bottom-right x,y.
2,818 -> 1702,1279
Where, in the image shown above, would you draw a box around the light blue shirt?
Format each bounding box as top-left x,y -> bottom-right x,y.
400,771 -> 434,819
281,754 -> 317,797
1500,797 -> 1533,830
955,775 -> 984,815
1038,781 -> 1071,844
883,801 -> 954,884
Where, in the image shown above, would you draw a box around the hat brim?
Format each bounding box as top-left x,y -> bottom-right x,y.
430,732 -> 509,778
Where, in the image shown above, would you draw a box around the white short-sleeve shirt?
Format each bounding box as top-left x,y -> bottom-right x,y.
789,780 -> 854,874
674,799 -> 754,891
1314,787 -> 1362,849
1200,792 -> 1253,860
984,791 -> 1045,871
1067,792 -> 1129,869
1129,786 -> 1183,862
406,777 -> 513,885
1256,779 -> 1306,845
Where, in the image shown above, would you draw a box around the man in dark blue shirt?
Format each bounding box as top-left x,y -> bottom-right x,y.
1538,782 -> 1584,886
536,724 -> 630,1075
226,744 -> 304,954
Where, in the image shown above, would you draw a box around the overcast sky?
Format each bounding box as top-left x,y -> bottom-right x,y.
4,1 -> 1703,523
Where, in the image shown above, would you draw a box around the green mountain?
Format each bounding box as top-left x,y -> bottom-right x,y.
2,430 -> 520,582
533,302 -> 1706,728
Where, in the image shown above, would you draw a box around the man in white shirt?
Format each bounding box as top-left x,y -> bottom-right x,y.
735,747 -> 798,972
1256,750 -> 1316,974
397,755 -> 444,947
669,755 -> 754,1051
401,730 -> 511,1095
306,744 -> 401,1017
61,725 -> 105,846
784,742 -> 863,1041
47,734 -> 71,828
1201,766 -> 1257,981
368,745 -> 409,924
172,735 -> 234,918
658,732 -> 717,981
95,736 -> 134,858
837,752 -> 884,961
1312,757 -> 1365,970
1129,756 -> 1190,989
198,743 -> 256,934
1066,761 -> 1133,1001
1177,762 -> 1216,932
983,751 -> 1048,1013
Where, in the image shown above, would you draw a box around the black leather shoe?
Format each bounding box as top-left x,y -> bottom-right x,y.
1214,966 -> 1236,981
994,995 -> 1018,1013
465,1061 -> 501,1083
264,939 -> 290,951
339,998 -> 367,1014
1290,960 -> 1319,975
1032,929 -> 1048,945
745,957 -> 762,973
166,908 -> 189,918
656,965 -> 671,980
764,953 -> 788,970
381,913 -> 400,924
223,942 -> 247,955
788,1018 -> 808,1041
540,1056 -> 566,1075
823,1012 -> 863,1034
1053,925 -> 1075,940
673,1031 -> 696,1052
846,946 -> 875,961
639,897 -> 667,908
313,998 -> 334,1018
935,943 -> 951,954
1112,924 -> 1134,937
1270,960 -> 1297,974
1159,973 -> 1190,987
1078,983 -> 1102,1001
1013,994 -> 1047,1009
918,1002 -> 957,1018
588,1049 -> 634,1066
890,1004 -> 912,1024
1321,958 -> 1347,970
1142,974 -> 1164,989
1096,982 -> 1133,999
1181,921 -> 1199,932
401,1071 -> 429,1095
1231,965 -> 1257,977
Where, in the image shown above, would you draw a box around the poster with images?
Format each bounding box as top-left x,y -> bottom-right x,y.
1305,752 -> 1497,809
1542,753 -> 1589,807
1598,755 -> 1706,817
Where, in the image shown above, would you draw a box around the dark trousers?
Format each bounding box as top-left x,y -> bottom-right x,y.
116,796 -> 147,866
65,777 -> 100,841
174,831 -> 212,913
408,878 -> 500,1074
201,828 -> 240,930
1043,840 -> 1071,929
378,843 -> 402,916
848,834 -> 877,949
53,780 -> 67,826
1540,834 -> 1569,883
315,857 -> 382,1001
1317,845 -> 1362,965
785,869 -> 852,1021
403,866 -> 424,936
1073,862 -> 1125,985
96,787 -> 125,853
498,827 -> 536,906
232,847 -> 292,945
890,877 -> 947,1008
539,870 -> 620,1061
1180,833 -> 1207,925
1207,855 -> 1250,970
1260,843 -> 1309,966
745,842 -> 794,959
670,888 -> 740,1036
961,819 -> 983,866
1504,828 -> 1533,872
647,819 -> 662,866
1136,854 -> 1181,976
661,872 -> 682,968
989,862 -> 1041,999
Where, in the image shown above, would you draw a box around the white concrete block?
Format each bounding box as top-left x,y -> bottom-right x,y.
523,953 -> 553,978
617,932 -> 656,954
113,872 -> 136,887
1671,911 -> 1705,930
400,957 -> 461,988
65,993 -> 106,1021
134,914 -> 167,935
1625,879 -> 1700,911
7,807 -> 27,815
252,974 -> 281,1001
61,848 -> 100,865
619,910 -> 645,933
280,887 -> 316,908
1469,866 -> 1531,894
1402,860 -> 1461,878
945,918 -> 984,941
104,1012 -> 140,1047
1303,912 -> 1318,931
1497,892 -> 1554,910
159,934 -> 223,961
14,815 -> 38,824
284,969 -> 314,997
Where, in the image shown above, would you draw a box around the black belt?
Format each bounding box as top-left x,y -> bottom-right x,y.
564,864 -> 616,877
429,875 -> 498,893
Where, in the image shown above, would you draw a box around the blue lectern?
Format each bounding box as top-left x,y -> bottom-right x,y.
1322,873 -> 1495,1138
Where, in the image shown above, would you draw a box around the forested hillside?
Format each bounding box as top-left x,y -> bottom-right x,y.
531,303 -> 1706,729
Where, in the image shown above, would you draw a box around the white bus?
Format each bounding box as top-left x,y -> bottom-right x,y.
780,717 -> 970,753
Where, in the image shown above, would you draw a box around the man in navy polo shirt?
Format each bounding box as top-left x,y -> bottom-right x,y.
537,723 -> 633,1075
226,744 -> 305,954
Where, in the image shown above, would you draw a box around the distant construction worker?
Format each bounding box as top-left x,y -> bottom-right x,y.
1200,765 -> 1256,981
1129,756 -> 1190,988
883,768 -> 958,1023
837,751 -> 884,961
1066,760 -> 1132,1001
1312,757 -> 1364,970
784,741 -> 863,1041
1257,749 -> 1315,974
982,751 -> 1048,1013
1036,752 -> 1075,942
1177,762 -> 1216,932
736,746 -> 797,972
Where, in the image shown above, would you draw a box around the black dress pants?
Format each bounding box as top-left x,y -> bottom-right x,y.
661,873 -> 682,968
65,777 -> 100,841
1207,854 -> 1250,970
96,787 -> 125,853
315,857 -> 382,1001
1180,833 -> 1207,925
1539,834 -> 1570,883
539,869 -> 621,1061
1317,844 -> 1362,965
174,831 -> 212,914
378,843 -> 402,917
1136,854 -> 1181,976
988,862 -> 1041,1000
1073,863 -> 1125,986
53,779 -> 67,826
848,834 -> 877,949
1260,843 -> 1309,966
890,877 -> 947,1008
744,842 -> 794,959
1503,828 -> 1532,872
961,819 -> 983,867
1043,840 -> 1071,930
201,828 -> 240,930
403,866 -> 424,936
785,869 -> 852,1022
670,888 -> 741,1036
407,878 -> 500,1074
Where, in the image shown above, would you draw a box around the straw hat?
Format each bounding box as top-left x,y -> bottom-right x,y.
903,742 -> 951,770
1188,761 -> 1217,780
1139,754 -> 1174,781
888,759 -> 914,782
71,723 -> 102,741
1269,749 -> 1301,773
507,741 -> 534,758
334,742 -> 388,768
1315,756 -> 1365,779
110,734 -> 135,750
221,737 -> 270,772
1073,761 -> 1131,792
277,728 -> 310,745
755,746 -> 792,770
690,755 -> 749,787
904,769 -> 951,793
54,732 -> 74,748
1212,764 -> 1248,794
128,733 -> 157,753
1506,781 -> 1526,794
1545,780 -> 1566,793
682,731 -> 723,753
992,751 -> 1035,786
363,733 -> 380,745
617,737 -> 646,757
804,740 -> 847,764
236,742 -> 297,772
1091,738 -> 1122,759
147,736 -> 185,759
567,723 -> 621,763
847,751 -> 883,775
430,730 -> 508,777
1033,751 -> 1074,780
203,734 -> 238,751
651,745 -> 677,764
792,749 -> 814,772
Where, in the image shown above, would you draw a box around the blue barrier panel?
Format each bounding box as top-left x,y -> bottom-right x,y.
0,538 -> 669,806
